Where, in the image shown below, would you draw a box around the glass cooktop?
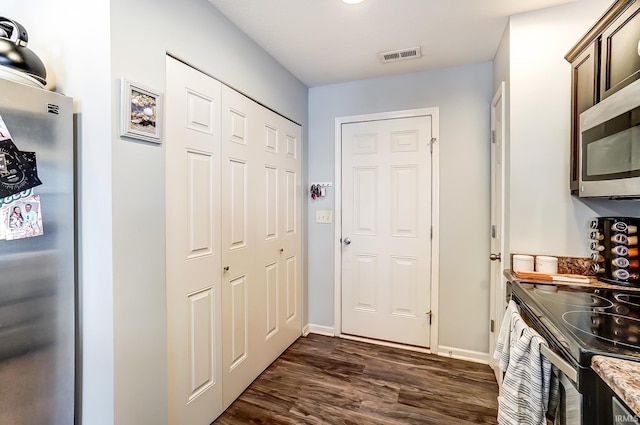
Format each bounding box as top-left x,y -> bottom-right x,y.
511,281 -> 640,367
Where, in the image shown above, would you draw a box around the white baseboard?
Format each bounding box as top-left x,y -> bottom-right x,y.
437,345 -> 490,365
307,324 -> 335,337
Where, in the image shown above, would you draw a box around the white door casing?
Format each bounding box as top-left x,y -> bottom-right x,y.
489,81 -> 507,385
336,110 -> 439,349
165,56 -> 223,424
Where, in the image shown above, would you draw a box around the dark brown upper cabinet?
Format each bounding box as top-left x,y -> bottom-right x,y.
565,0 -> 639,195
569,42 -> 597,193
600,1 -> 640,99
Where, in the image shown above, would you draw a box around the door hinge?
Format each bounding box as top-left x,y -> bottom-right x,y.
490,319 -> 495,333
491,224 -> 496,238
430,226 -> 433,240
429,137 -> 436,153
491,130 -> 496,144
426,310 -> 432,325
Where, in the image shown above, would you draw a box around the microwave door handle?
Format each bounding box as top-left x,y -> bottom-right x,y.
541,344 -> 578,383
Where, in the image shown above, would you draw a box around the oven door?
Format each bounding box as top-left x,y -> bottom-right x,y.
544,349 -> 582,425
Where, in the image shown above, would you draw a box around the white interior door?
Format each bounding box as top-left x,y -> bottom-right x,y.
341,115 -> 432,347
253,109 -> 302,366
489,82 -> 507,384
165,56 -> 223,424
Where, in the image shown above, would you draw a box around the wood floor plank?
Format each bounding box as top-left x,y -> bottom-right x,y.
213,334 -> 499,425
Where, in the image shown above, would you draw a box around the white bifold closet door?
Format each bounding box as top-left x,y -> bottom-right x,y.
220,87 -> 302,408
166,56 -> 302,425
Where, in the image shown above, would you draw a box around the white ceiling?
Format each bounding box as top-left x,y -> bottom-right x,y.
208,0 -> 577,87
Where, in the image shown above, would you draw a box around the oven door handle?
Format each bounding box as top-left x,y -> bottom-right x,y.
540,344 -> 577,383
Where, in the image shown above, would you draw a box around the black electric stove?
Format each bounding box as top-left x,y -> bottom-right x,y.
509,279 -> 640,425
511,280 -> 640,367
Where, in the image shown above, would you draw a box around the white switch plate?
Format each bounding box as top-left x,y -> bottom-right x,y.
316,210 -> 332,224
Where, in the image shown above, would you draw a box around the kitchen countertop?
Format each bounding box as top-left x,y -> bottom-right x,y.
503,269 -> 640,291
592,355 -> 640,417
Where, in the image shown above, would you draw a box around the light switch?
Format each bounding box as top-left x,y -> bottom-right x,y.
316,210 -> 332,224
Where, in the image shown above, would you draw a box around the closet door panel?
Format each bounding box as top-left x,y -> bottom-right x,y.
165,56 -> 223,425
220,87 -> 259,408
278,119 -> 302,338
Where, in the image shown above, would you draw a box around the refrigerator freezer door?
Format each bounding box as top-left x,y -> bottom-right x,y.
0,78 -> 74,425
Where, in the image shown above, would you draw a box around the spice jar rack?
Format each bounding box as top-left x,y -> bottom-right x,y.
589,217 -> 640,286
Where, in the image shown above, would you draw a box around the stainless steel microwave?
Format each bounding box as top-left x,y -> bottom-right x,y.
579,78 -> 640,198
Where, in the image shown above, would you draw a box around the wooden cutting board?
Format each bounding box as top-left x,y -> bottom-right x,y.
514,270 -> 592,285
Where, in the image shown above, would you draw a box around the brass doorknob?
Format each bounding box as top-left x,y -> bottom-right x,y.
489,253 -> 501,261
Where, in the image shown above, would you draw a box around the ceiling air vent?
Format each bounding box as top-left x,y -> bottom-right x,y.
378,47 -> 422,63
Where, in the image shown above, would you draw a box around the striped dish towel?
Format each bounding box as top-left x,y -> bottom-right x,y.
493,300 -> 520,371
497,314 -> 552,425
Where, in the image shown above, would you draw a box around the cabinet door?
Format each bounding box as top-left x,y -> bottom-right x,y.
600,1 -> 640,99
570,42 -> 597,193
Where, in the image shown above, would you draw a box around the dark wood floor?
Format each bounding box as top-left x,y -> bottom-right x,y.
213,334 -> 499,425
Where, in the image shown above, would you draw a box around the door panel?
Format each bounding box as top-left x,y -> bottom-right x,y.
186,90 -> 216,135
286,255 -> 297,322
390,256 -> 419,317
188,288 -> 215,398
342,116 -> 432,347
265,262 -> 279,339
228,160 -> 247,249
187,152 -> 214,256
391,166 -> 418,236
220,86 -> 257,408
264,166 -> 278,239
264,125 -> 278,152
353,167 -> 377,235
286,170 -> 297,234
353,255 -> 377,312
228,275 -> 248,370
165,56 -> 223,425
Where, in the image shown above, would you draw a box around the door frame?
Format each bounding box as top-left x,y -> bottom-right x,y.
333,108 -> 440,352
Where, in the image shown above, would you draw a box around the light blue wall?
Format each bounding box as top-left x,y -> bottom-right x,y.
109,0 -> 308,423
309,62 -> 494,354
4,1 -> 309,424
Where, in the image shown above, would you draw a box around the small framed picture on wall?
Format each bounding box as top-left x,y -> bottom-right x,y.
120,78 -> 162,143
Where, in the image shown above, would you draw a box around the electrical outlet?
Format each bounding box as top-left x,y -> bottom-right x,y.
316,210 -> 332,224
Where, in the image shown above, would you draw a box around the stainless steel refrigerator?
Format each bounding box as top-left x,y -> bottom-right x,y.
0,77 -> 75,424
